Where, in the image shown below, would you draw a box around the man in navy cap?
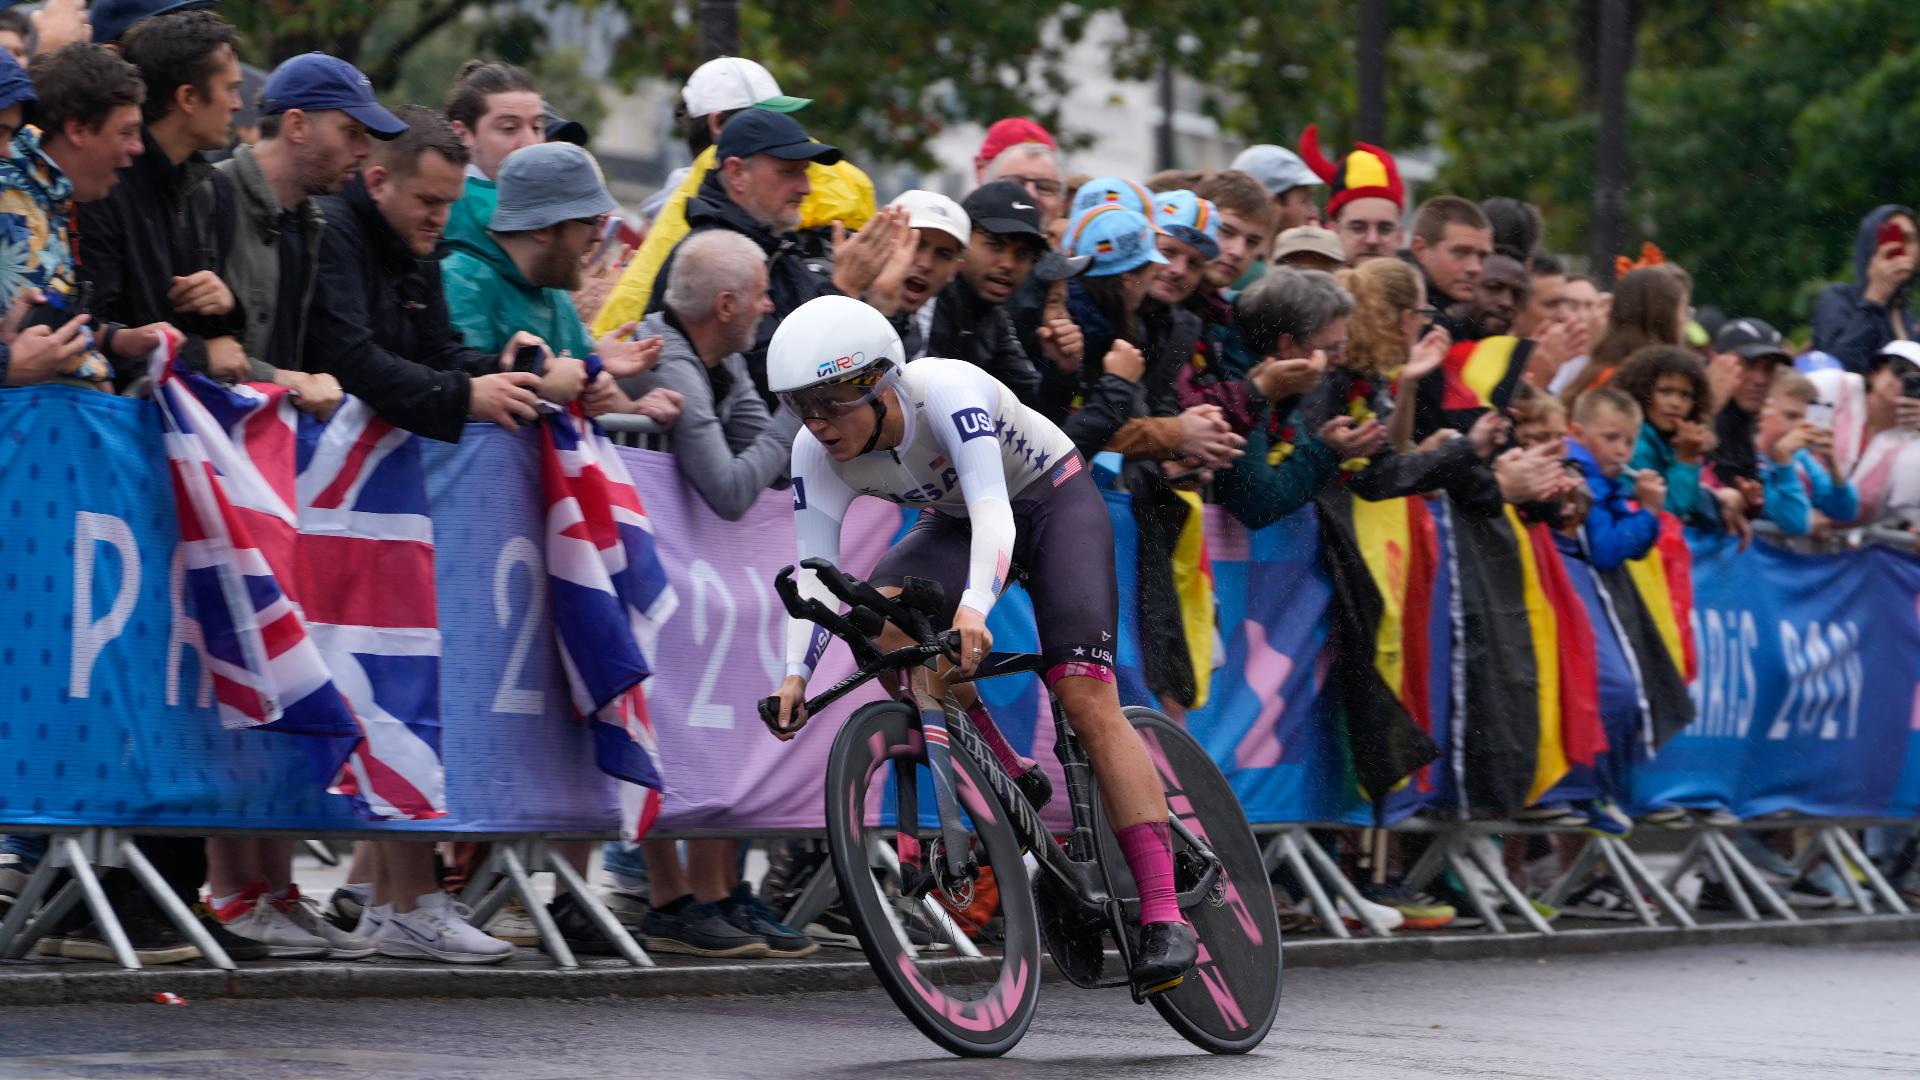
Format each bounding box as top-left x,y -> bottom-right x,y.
646,107 -> 843,404
208,51 -> 402,391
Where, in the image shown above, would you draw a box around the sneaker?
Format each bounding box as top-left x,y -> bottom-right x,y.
1786,877 -> 1841,909
1638,807 -> 1692,830
1528,898 -> 1561,922
540,891 -> 628,957
642,896 -> 771,958
1129,921 -> 1197,994
1579,800 -> 1633,839
353,902 -> 391,941
1334,894 -> 1406,932
1696,808 -> 1742,828
1796,865 -> 1855,909
0,852 -> 32,911
486,896 -> 540,946
1695,878 -> 1741,913
1513,805 -> 1589,827
1560,877 -> 1640,921
194,902 -> 271,962
284,890 -> 377,960
1732,834 -> 1799,887
217,890 -> 330,958
376,893 -> 513,965
61,896 -> 201,966
601,887 -> 651,930
718,883 -> 819,957
1360,879 -> 1456,930
803,905 -> 864,950
327,883 -> 371,932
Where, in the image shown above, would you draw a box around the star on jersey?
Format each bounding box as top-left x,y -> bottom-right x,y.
1072,645 -> 1086,656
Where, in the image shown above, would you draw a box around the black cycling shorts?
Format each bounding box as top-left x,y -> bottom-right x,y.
870,456 -> 1118,674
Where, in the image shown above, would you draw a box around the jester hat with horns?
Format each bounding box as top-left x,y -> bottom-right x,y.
1298,123 -> 1406,220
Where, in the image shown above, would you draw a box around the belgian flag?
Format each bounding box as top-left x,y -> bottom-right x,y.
1411,335 -> 1536,443
1446,504 -> 1544,815
1519,519 -> 1608,802
1606,512 -> 1699,750
1316,488 -> 1441,806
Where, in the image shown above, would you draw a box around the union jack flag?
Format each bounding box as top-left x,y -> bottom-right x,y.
538,394 -> 677,841
154,348 -> 445,820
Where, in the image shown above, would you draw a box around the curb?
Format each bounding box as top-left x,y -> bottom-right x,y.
4,913 -> 1917,1008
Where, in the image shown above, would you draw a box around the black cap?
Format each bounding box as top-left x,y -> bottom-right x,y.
961,180 -> 1046,241
1712,317 -> 1790,363
1034,249 -> 1092,282
716,109 -> 841,165
543,101 -> 589,146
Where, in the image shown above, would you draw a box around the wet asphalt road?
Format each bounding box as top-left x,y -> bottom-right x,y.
0,941 -> 1913,1079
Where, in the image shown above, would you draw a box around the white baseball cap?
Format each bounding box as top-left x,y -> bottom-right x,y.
888,190 -> 971,248
681,56 -> 811,118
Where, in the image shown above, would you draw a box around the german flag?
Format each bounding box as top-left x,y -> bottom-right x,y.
1316,488 -> 1441,806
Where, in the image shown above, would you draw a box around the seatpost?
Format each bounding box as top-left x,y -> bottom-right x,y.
1051,690 -> 1098,862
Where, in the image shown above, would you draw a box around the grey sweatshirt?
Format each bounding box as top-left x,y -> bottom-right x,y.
621,310 -> 799,521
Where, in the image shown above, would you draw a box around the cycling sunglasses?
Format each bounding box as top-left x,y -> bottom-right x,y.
779,370 -> 899,422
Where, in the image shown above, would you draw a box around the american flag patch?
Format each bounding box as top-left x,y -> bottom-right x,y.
1050,455 -> 1082,487
990,549 -> 1011,597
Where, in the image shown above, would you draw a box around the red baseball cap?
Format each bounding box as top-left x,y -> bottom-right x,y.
975,117 -> 1056,174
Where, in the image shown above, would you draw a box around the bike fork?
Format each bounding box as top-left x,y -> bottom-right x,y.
907,667 -> 976,885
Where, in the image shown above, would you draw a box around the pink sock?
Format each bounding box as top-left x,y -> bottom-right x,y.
1116,821 -> 1186,926
966,702 -> 1035,776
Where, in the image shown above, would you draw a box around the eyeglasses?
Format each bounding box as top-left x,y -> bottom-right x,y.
1005,175 -> 1064,198
1414,306 -> 1441,319
570,214 -> 609,230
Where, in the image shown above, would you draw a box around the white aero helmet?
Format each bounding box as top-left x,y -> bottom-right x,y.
767,295 -> 906,433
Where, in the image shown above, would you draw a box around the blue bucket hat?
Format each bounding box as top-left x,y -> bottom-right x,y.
1152,190 -> 1220,260
0,47 -> 34,115
1064,204 -> 1168,277
1070,175 -> 1156,220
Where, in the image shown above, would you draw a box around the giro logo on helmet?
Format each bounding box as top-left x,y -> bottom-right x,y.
815,351 -> 867,378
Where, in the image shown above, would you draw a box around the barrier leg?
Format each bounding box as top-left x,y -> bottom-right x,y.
1593,837 -> 1659,928
1275,831 -> 1350,939
0,848 -> 71,958
1538,839 -> 1603,910
62,836 -> 139,970
544,843 -> 654,968
1299,828 -> 1399,938
780,851 -> 840,934
1816,828 -> 1874,914
1467,837 -> 1554,934
1444,841 -> 1507,933
1399,834 -> 1451,897
1660,833 -> 1707,893
868,834 -> 981,958
1709,832 -> 1798,922
303,839 -> 340,867
1614,837 -> 1697,929
501,843 -> 574,969
1699,832 -> 1763,921
1831,826 -> 1910,915
117,835 -> 232,971
863,835 -> 921,959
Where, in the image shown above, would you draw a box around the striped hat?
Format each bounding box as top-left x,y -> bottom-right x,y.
1152,190 -> 1220,260
1070,176 -> 1157,220
1065,204 -> 1168,277
1298,124 -> 1405,219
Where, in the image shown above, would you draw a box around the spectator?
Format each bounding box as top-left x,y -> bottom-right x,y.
1705,317 -> 1792,511
1811,205 -> 1916,375
78,10 -> 246,388
1406,196 -> 1494,313
0,50 -> 93,390
441,141 -> 643,401
0,7 -> 27,65
644,108 -> 846,405
441,60 -> 543,249
1807,343 -> 1920,529
1213,268 -> 1384,528
1566,387 -> 1662,570
1510,252 -> 1588,388
867,189 -> 969,359
598,56 -> 868,334
1615,344 -> 1748,538
1230,142 -> 1323,238
1755,368 -> 1857,536
1297,123 -> 1405,267
1174,170 -> 1281,430
1045,203 -> 1158,458
1272,226 -> 1346,273
2,44 -> 148,390
1445,251 -> 1526,341
89,0 -> 216,46
1068,174 -> 1155,220
975,116 -> 1066,229
308,105 -> 555,442
1480,196 -> 1543,262
1551,273 -> 1610,394
1561,265 -> 1691,404
924,179 -> 1085,401
203,52 -> 410,961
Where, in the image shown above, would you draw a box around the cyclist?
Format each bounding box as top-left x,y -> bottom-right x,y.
765,293 -> 1197,992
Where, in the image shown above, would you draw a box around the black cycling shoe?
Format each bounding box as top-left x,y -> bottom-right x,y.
1014,764 -> 1053,811
1129,920 -> 1198,995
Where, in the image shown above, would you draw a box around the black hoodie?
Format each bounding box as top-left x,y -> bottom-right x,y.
1811,204 -> 1916,375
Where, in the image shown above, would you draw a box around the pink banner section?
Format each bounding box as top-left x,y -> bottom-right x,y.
624,448 -> 903,833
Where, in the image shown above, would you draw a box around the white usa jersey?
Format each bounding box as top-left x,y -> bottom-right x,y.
783,357 -> 1078,676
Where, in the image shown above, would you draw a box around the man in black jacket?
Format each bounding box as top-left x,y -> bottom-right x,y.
77,10 -> 246,388
308,105 -> 544,441
648,108 -> 842,406
924,179 -> 1086,405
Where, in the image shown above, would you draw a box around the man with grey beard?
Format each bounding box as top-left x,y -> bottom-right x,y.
647,108 -> 846,408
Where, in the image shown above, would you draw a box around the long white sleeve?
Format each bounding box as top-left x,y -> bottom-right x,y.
785,431 -> 856,679
919,366 -> 1017,618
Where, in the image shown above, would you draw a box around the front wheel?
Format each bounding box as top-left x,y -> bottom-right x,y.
1098,707 -> 1283,1054
824,701 -> 1043,1058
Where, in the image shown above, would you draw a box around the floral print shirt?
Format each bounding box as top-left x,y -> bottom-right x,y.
0,126 -> 108,384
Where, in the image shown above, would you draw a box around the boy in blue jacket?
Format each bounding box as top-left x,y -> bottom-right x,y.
1567,388 -> 1664,570
1756,369 -> 1860,534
